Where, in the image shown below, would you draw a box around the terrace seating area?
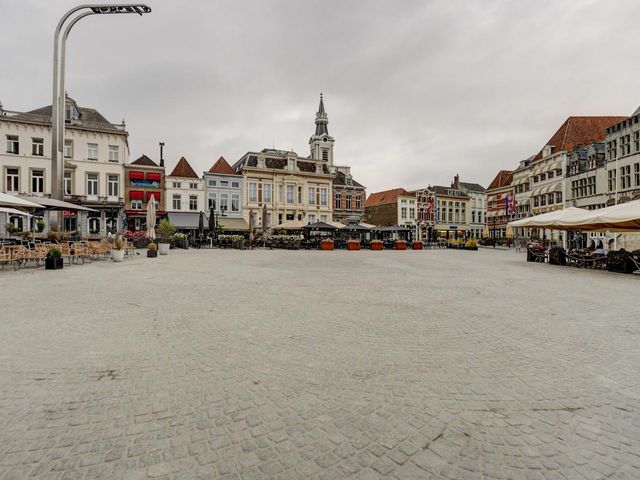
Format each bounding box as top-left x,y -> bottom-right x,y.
0,238 -> 136,271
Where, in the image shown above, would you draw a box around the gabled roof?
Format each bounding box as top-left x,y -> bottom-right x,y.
27,95 -> 123,133
487,170 -> 513,190
365,188 -> 412,208
633,105 -> 640,117
169,156 -> 199,178
432,185 -> 470,199
129,155 -> 158,167
459,182 -> 485,193
209,156 -> 239,175
533,116 -> 627,161
333,170 -> 364,188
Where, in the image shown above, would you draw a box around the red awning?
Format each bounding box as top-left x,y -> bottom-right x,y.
129,171 -> 145,180
129,191 -> 144,200
147,172 -> 161,181
147,191 -> 160,202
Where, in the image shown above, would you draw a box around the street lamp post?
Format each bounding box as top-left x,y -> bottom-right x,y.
50,4 -> 151,230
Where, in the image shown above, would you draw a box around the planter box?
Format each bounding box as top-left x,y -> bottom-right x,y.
111,249 -> 125,262
395,241 -> 407,250
45,257 -> 64,270
232,240 -> 246,250
412,241 -> 423,250
370,241 -> 384,251
320,240 -> 334,251
347,241 -> 361,251
147,249 -> 157,258
158,242 -> 170,255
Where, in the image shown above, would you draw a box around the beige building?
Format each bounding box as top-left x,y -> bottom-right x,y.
232,96 -> 336,229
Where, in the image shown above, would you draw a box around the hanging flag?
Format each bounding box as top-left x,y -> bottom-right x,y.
504,194 -> 510,215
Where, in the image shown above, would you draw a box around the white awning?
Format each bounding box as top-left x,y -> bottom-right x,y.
0,207 -> 33,217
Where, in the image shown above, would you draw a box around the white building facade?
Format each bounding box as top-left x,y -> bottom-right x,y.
203,156 -> 248,232
1,96 -> 128,237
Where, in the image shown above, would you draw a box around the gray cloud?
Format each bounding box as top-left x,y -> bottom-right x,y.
2,0 -> 639,192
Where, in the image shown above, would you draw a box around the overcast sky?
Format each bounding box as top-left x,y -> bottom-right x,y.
2,0 -> 639,193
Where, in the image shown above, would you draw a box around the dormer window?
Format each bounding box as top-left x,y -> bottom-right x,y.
65,103 -> 79,122
542,145 -> 552,158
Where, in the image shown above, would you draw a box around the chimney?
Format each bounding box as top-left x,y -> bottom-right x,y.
159,142 -> 165,167
452,174 -> 460,189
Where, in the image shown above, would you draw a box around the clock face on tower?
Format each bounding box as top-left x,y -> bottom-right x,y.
323,137 -> 327,142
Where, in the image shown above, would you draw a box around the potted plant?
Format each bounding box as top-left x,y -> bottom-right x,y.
36,219 -> 45,233
370,239 -> 384,250
394,239 -> 407,250
607,249 -> 633,273
111,235 -> 125,262
147,242 -> 158,258
320,238 -> 334,251
347,238 -> 361,251
174,232 -> 189,249
464,239 -> 478,251
155,219 -> 175,255
45,247 -> 64,270
412,240 -> 423,250
548,246 -> 566,266
232,235 -> 246,250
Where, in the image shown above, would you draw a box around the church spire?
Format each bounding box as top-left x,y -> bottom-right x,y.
315,93 -> 329,136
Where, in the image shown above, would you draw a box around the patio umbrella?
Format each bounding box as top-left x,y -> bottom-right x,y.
249,209 -> 254,245
0,192 -> 44,209
146,194 -> 156,240
261,205 -> 268,235
506,225 -> 514,238
209,206 -> 215,236
198,211 -> 205,239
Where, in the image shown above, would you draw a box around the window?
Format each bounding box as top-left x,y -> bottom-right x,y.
87,173 -> 98,196
208,193 -> 217,210
278,185 -> 283,203
108,175 -> 119,197
634,132 -> 639,152
286,184 -> 294,204
608,169 -> 616,192
172,182 -> 181,188
31,169 -> 44,193
32,138 -> 44,156
172,195 -> 181,210
64,171 -> 72,195
108,145 -> 119,162
298,186 -> 303,204
320,188 -> 328,206
88,215 -> 101,235
220,193 -> 228,211
189,195 -> 198,211
620,165 -> 631,189
555,192 -> 562,204
64,139 -> 73,159
335,193 -> 342,209
189,183 -> 198,189
208,180 -> 217,187
87,143 -> 98,160
409,208 -> 415,219
322,149 -> 328,162
220,180 -> 229,187
635,163 -> 640,187
401,207 -> 407,219
355,195 -> 362,210
231,194 -> 240,212
320,214 -> 327,222
6,135 -> 19,154
345,193 -> 351,210
263,183 -> 272,203
308,214 -> 316,224
231,181 -> 240,188
6,168 -> 19,192
308,186 -> 316,205
131,200 -> 143,210
249,182 -> 258,202
547,171 -> 554,179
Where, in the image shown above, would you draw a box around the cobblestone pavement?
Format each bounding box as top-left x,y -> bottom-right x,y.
1,249 -> 639,480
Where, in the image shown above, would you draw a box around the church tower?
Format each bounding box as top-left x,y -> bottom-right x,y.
309,93 -> 335,165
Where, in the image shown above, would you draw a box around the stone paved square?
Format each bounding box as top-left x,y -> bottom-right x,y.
1,249 -> 639,479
